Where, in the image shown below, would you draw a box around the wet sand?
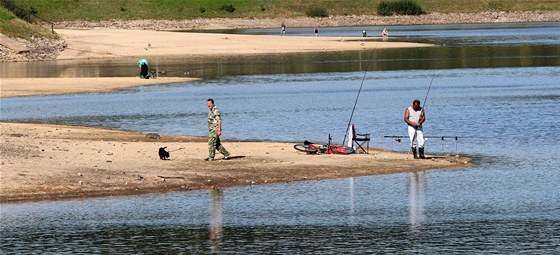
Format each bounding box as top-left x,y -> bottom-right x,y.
0,122 -> 471,203
0,77 -> 196,98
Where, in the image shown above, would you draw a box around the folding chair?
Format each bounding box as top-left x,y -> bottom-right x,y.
352,124 -> 370,154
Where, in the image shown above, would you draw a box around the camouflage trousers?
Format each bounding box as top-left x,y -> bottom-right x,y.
208,132 -> 229,159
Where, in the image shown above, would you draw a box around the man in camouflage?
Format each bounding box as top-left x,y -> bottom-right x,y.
206,98 -> 230,161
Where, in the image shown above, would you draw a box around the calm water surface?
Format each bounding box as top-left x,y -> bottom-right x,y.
1,23 -> 559,254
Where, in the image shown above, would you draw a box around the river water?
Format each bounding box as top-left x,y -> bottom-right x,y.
1,23 -> 559,254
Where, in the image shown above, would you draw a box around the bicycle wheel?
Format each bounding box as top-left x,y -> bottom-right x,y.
294,144 -> 318,153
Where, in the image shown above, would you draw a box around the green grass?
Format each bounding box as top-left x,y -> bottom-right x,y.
9,0 -> 559,22
0,6 -> 55,39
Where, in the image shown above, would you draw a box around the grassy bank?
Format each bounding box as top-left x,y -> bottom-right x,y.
0,6 -> 55,39
9,0 -> 560,21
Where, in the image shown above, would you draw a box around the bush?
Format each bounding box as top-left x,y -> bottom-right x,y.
220,4 -> 235,13
377,0 -> 425,16
306,6 -> 329,17
0,0 -> 36,22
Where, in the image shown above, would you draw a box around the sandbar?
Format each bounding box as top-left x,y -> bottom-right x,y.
56,29 -> 433,60
1,77 -> 196,98
0,122 -> 471,203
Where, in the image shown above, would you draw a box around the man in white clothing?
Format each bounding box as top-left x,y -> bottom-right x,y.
404,99 -> 426,159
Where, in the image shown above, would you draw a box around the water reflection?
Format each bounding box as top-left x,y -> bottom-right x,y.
348,178 -> 355,224
2,45 -> 558,79
209,188 -> 223,252
408,171 -> 426,227
1,23 -> 558,79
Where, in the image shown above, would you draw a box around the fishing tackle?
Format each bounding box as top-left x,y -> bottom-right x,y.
342,47 -> 377,145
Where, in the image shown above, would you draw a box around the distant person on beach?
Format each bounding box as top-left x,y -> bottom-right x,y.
281,22 -> 286,36
206,98 -> 230,161
362,30 -> 367,37
314,26 -> 319,36
138,58 -> 150,79
404,99 -> 426,159
382,28 -> 389,37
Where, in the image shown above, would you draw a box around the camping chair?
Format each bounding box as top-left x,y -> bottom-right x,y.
351,124 -> 370,154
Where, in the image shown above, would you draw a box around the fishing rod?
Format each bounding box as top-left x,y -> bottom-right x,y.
149,69 -> 191,77
341,47 -> 377,146
407,77 -> 434,158
385,135 -> 467,139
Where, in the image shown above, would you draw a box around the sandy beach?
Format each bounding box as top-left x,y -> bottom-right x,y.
0,122 -> 471,203
56,29 -> 433,60
0,77 -> 196,98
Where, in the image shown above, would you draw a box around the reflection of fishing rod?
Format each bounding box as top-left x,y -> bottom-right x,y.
342,47 -> 377,146
407,77 -> 434,159
385,135 -> 467,139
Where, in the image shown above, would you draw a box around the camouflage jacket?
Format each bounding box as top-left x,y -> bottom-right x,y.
207,107 -> 221,133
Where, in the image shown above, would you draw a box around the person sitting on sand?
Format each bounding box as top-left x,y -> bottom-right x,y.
138,58 -> 151,79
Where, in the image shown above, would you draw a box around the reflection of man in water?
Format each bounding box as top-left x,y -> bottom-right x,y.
408,171 -> 426,227
209,188 -> 224,252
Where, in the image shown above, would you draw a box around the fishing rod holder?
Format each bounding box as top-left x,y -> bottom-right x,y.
383,135 -> 463,154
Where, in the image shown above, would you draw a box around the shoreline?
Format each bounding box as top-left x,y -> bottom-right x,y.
0,77 -> 197,98
0,122 -> 472,203
56,11 -> 560,31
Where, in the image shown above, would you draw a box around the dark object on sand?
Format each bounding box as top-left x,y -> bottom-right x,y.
159,147 -> 170,160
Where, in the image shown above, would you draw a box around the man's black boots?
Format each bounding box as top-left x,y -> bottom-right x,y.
419,147 -> 425,159
411,147 -> 418,159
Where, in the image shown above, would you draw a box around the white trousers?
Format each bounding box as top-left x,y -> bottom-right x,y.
408,125 -> 425,147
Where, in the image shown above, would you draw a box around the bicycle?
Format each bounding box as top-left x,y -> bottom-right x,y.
293,134 -> 355,155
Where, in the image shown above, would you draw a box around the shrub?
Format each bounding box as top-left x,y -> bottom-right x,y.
220,4 -> 236,13
306,6 -> 329,17
377,0 -> 425,16
377,2 -> 391,16
486,1 -> 505,11
0,0 -> 36,22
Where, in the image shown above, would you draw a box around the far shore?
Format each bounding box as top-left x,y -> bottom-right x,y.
55,29 -> 434,61
0,122 -> 472,203
55,11 -> 560,31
